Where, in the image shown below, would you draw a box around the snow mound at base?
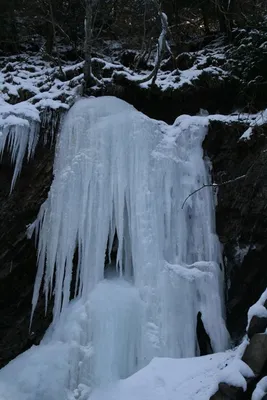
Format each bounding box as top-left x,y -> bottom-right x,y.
0,344 -> 235,400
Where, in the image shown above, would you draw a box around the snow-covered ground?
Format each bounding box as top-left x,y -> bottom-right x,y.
0,341 -> 235,400
89,352 -> 236,400
120,47 -> 228,91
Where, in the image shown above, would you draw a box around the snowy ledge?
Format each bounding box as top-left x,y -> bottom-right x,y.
1,53 -> 267,192
0,54 -> 83,191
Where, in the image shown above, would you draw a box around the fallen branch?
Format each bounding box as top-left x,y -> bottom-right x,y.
181,174 -> 246,209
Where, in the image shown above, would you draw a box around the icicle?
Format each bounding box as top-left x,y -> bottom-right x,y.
0,108 -> 40,192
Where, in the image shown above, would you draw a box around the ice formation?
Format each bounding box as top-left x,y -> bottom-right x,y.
0,101 -> 40,191
29,95 -> 228,370
0,96 -> 230,399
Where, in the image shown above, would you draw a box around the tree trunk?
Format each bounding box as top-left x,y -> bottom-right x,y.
45,22 -> 54,55
9,0 -> 18,52
84,0 -> 95,90
216,0 -> 234,40
201,4 -> 210,35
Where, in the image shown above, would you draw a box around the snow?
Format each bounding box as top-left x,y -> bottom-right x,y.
252,377 -> 267,400
247,288 -> 267,330
0,336 -> 235,400
217,359 -> 254,391
239,110 -> 267,141
118,64 -> 225,91
114,43 -> 228,91
34,98 -> 69,110
240,127 -> 253,140
234,243 -> 250,264
89,352 -> 235,400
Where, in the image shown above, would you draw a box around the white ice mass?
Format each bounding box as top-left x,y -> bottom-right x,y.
0,96 -> 230,400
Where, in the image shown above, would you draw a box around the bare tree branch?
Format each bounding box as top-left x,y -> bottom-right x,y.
181,174 -> 247,209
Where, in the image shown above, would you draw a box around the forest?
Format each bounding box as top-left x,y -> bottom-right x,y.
1,1 -> 266,70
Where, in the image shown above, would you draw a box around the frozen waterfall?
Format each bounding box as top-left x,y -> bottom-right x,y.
0,96 -> 229,400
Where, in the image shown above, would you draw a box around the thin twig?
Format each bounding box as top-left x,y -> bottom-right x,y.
181,174 -> 246,209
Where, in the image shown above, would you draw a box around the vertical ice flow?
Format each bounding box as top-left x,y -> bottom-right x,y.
29,96 -> 229,388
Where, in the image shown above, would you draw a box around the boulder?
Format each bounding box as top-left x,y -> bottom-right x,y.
248,315 -> 267,339
242,334 -> 267,375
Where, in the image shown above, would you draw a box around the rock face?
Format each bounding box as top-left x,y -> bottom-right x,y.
111,72 -> 239,124
206,121 -> 267,399
0,137 -> 55,368
203,121 -> 267,339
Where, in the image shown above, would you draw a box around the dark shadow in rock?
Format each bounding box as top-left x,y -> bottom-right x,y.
203,121 -> 267,340
196,312 -> 213,356
0,127 -> 57,368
